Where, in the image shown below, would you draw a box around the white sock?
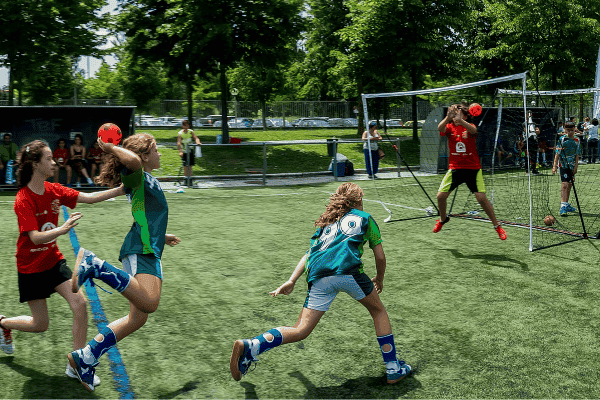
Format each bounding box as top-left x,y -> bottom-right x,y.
561,202 -> 568,207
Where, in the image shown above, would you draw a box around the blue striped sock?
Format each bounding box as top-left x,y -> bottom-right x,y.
377,334 -> 398,365
83,326 -> 117,366
96,261 -> 131,293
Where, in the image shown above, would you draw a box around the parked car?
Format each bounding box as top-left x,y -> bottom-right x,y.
195,117 -> 212,127
327,118 -> 346,127
206,115 -> 235,126
343,118 -> 358,127
270,118 -> 294,128
252,119 -> 275,128
404,120 -> 425,128
293,117 -> 330,128
230,118 -> 254,128
385,119 -> 404,127
140,118 -> 162,126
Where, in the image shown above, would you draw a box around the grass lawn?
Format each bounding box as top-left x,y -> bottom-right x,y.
141,128 -> 420,177
1,181 -> 600,399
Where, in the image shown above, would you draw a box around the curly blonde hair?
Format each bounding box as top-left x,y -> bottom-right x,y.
315,182 -> 364,227
95,133 -> 156,187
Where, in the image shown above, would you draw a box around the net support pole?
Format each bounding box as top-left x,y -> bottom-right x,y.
594,45 -> 600,120
522,75 -> 534,251
490,96 -> 503,206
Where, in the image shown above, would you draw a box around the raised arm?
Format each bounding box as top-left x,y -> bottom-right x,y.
97,137 -> 142,171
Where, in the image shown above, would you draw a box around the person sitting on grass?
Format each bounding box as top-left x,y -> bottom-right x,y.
67,134 -> 181,392
0,140 -> 125,387
433,103 -> 506,240
230,182 -> 412,385
552,121 -> 581,216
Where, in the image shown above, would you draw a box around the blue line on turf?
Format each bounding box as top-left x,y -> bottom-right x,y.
63,206 -> 135,399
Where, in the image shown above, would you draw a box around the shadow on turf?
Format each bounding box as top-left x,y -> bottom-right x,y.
156,380 -> 199,399
275,370 -> 421,399
0,356 -> 99,399
445,249 -> 529,271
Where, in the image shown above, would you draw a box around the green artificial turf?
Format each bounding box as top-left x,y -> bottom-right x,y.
1,182 -> 600,399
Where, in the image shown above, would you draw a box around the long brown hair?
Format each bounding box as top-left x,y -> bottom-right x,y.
315,182 -> 364,227
95,133 -> 155,186
15,140 -> 49,188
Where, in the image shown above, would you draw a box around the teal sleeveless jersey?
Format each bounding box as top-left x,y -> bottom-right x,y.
119,168 -> 168,261
305,209 -> 382,283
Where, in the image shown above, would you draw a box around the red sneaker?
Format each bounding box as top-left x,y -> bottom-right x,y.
495,225 -> 507,240
433,219 -> 446,233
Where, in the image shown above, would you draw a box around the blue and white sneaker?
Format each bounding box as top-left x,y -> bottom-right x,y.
0,315 -> 14,354
565,204 -> 577,213
66,363 -> 101,386
230,339 -> 258,381
387,360 -> 412,384
71,248 -> 103,293
560,205 -> 568,216
67,349 -> 97,392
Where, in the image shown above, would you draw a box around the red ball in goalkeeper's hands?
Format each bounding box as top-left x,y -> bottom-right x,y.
98,123 -> 122,145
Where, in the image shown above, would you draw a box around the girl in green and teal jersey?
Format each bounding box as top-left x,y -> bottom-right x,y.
230,182 -> 412,385
67,133 -> 181,392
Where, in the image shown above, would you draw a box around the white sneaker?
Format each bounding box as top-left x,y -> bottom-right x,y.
66,364 -> 101,386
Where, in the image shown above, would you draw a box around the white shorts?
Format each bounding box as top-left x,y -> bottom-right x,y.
303,273 -> 374,312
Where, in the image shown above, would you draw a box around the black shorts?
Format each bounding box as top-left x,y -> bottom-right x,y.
559,167 -> 574,183
18,259 -> 72,303
181,151 -> 195,167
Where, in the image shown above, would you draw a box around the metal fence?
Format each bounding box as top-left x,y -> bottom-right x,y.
0,98 -> 436,122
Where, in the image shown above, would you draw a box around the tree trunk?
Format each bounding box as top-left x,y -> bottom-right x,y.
187,79 -> 193,127
261,100 -> 267,130
220,63 -> 230,143
8,65 -> 13,106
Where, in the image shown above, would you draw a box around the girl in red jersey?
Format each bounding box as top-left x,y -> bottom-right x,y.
433,103 -> 506,240
53,138 -> 72,185
0,140 -> 125,387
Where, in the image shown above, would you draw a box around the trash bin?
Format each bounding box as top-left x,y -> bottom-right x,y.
335,162 -> 346,177
326,138 -> 336,157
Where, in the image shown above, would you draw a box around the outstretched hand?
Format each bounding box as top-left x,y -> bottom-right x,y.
270,280 -> 295,297
165,234 -> 181,246
62,212 -> 82,232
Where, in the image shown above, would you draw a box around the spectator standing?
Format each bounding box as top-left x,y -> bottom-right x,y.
177,120 -> 202,187
362,121 -> 382,178
53,139 -> 72,185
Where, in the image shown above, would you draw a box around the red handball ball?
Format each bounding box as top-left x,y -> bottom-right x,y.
469,103 -> 482,117
98,123 -> 122,145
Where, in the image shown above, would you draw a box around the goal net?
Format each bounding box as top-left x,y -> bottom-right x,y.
360,74 -> 600,250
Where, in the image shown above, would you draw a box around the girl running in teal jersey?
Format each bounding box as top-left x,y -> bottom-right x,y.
230,182 -> 412,384
67,133 -> 180,392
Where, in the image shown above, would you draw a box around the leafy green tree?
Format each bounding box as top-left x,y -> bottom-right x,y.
82,62 -> 122,99
336,0 -> 469,139
119,0 -> 303,142
474,0 -> 600,91
0,0 -> 107,105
